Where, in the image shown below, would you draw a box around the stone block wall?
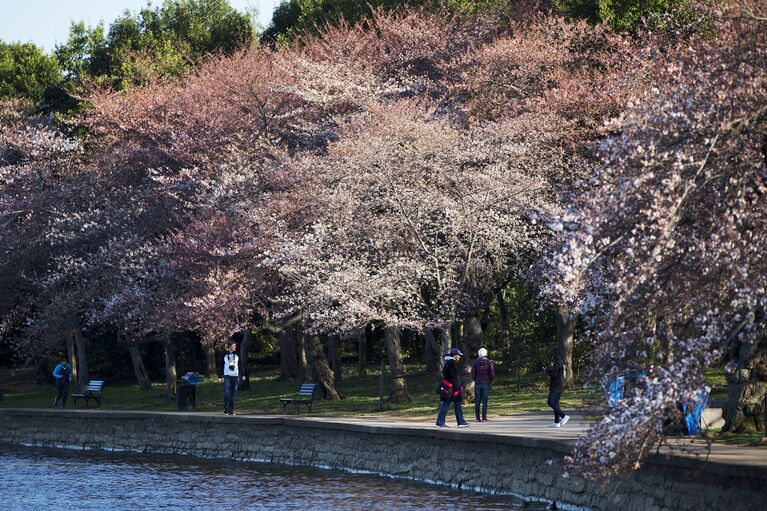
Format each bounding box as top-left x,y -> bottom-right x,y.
0,410 -> 764,511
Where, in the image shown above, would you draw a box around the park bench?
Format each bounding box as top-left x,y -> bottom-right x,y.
71,380 -> 104,408
280,383 -> 317,414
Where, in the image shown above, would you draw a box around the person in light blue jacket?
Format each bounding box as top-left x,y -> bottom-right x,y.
52,357 -> 72,409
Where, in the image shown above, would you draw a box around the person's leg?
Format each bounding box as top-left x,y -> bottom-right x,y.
481,384 -> 489,420
454,401 -> 467,425
223,377 -> 232,413
230,377 -> 238,413
474,387 -> 481,420
548,391 -> 564,423
53,382 -> 62,407
436,399 -> 450,426
60,382 -> 68,408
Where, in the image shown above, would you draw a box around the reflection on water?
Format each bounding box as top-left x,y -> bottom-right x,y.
0,446 -> 546,510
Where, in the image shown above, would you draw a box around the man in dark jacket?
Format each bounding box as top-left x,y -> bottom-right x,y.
436,348 -> 470,428
471,347 -> 495,422
544,351 -> 570,428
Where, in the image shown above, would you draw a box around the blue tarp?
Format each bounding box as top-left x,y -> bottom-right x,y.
605,375 -> 625,408
682,388 -> 709,436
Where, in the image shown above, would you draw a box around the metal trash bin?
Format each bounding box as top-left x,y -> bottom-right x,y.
176,380 -> 196,410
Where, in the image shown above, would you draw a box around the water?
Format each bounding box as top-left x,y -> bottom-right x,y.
0,446 -> 544,511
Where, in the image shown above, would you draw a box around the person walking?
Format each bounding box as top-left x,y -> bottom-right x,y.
544,351 -> 570,428
471,347 -> 495,422
52,357 -> 72,409
436,348 -> 470,429
223,341 -> 239,415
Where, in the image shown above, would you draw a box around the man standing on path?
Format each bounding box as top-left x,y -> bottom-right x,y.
471,347 -> 495,422
223,341 -> 239,415
52,357 -> 72,409
544,351 -> 570,428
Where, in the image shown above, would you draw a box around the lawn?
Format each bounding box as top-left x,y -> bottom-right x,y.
0,364 -> 588,418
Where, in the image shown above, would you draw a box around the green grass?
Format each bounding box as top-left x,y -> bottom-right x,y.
704,367 -> 727,402
704,428 -> 766,446
0,364 -> 587,418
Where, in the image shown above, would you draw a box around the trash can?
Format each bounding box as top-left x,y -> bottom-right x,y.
176,380 -> 196,410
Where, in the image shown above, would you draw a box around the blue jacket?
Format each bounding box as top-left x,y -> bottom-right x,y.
53,363 -> 72,382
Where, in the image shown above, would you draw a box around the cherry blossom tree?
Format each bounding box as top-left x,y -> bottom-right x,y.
545,7 -> 767,477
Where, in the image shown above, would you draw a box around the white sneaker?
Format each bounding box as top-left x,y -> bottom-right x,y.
436,424 -> 448,429
547,422 -> 561,428
458,423 -> 470,428
561,415 -> 570,426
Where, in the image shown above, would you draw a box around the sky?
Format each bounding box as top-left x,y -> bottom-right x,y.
0,0 -> 282,52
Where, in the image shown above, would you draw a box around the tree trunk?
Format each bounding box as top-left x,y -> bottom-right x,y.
72,327 -> 89,390
163,339 -> 177,400
461,310 -> 484,402
328,334 -> 343,387
204,344 -> 218,380
66,331 -> 79,393
279,329 -> 300,381
298,332 -> 309,381
723,333 -> 767,433
385,327 -> 412,403
128,346 -> 152,391
239,329 -> 252,390
304,334 -> 340,400
424,327 -> 441,373
437,324 -> 452,355
357,330 -> 367,378
554,303 -> 575,388
497,291 -> 511,364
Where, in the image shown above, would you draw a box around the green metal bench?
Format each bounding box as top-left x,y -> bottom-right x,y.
280,383 -> 317,414
71,380 -> 104,408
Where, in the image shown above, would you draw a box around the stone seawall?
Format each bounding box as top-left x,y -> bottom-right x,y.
0,409 -> 764,511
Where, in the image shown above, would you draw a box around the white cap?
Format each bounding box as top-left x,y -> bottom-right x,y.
478,348 -> 487,358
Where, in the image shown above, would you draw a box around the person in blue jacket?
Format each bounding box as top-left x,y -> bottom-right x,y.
52,357 -> 72,409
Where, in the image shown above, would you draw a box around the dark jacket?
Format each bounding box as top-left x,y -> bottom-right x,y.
441,357 -> 462,402
471,357 -> 495,385
546,361 -> 566,393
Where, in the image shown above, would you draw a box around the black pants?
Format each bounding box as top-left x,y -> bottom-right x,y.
547,390 -> 565,423
53,380 -> 69,408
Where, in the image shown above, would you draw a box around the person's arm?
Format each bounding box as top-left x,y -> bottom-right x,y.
489,361 -> 496,382
52,364 -> 62,379
470,360 -> 477,382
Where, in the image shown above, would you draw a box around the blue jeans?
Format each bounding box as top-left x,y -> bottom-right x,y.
223,376 -> 238,413
436,399 -> 467,426
475,383 -> 490,420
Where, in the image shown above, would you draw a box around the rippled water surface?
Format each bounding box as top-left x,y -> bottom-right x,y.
0,446 -> 545,511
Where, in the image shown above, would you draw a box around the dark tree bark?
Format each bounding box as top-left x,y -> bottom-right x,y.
497,291 -> 511,364
437,324 -> 452,355
72,326 -> 89,390
128,345 -> 152,391
66,331 -> 79,393
163,339 -> 177,400
328,334 -> 343,387
385,327 -> 412,403
357,330 -> 367,378
239,329 -> 252,390
304,334 -> 340,400
424,327 -> 442,373
461,310 -> 484,402
723,333 -> 767,433
298,332 -> 308,381
278,329 -> 300,381
554,303 -> 575,388
204,344 -> 218,380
